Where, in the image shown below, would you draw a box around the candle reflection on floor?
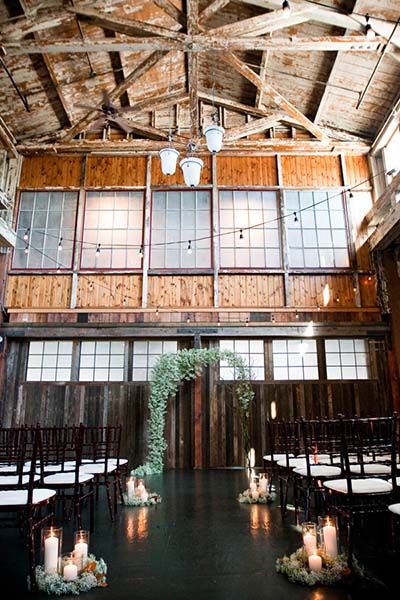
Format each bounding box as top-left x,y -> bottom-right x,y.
125,508 -> 149,543
249,505 -> 270,538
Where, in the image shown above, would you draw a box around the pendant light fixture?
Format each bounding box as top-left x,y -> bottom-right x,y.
180,142 -> 203,187
365,14 -> 376,40
204,62 -> 224,153
282,0 -> 291,17
158,54 -> 179,175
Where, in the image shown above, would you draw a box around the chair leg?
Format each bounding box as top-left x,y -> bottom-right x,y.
105,481 -> 114,522
89,483 -> 94,533
347,513 -> 354,569
27,519 -> 37,592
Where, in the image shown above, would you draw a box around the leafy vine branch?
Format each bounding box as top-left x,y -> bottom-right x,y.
132,348 -> 255,476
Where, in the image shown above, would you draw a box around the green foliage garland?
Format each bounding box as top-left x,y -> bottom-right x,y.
132,348 -> 254,476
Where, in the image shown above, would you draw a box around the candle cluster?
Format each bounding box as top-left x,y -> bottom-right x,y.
127,476 -> 149,502
301,517 -> 339,573
239,472 -> 271,503
42,527 -> 90,582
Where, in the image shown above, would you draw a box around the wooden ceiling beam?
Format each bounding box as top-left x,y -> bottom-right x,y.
220,51 -> 328,141
224,113 -> 286,140
62,50 -> 167,142
0,11 -> 73,39
255,46 -> 270,109
208,5 -> 313,37
198,0 -> 231,26
123,91 -> 189,114
152,0 -> 185,28
187,1 -> 199,142
67,6 -> 185,41
2,35 -> 387,54
0,114 -> 18,158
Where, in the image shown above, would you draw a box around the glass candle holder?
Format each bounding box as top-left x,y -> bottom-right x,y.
41,526 -> 63,575
258,473 -> 269,493
135,479 -> 146,498
302,522 -> 317,556
249,476 -> 258,493
61,553 -> 78,582
126,476 -> 136,501
318,516 -> 338,559
73,530 -> 89,571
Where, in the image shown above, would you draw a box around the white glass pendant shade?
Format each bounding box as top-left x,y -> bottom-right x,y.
159,147 -> 180,175
204,124 -> 224,153
179,157 -> 203,187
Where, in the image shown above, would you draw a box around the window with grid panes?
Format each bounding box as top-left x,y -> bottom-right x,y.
26,341 -> 73,382
79,341 -> 125,381
14,191 -> 78,269
132,340 -> 178,381
219,190 -> 281,268
325,339 -> 370,380
150,190 -> 211,268
272,339 -> 319,380
219,339 -> 265,381
286,190 -> 349,268
81,191 -> 144,269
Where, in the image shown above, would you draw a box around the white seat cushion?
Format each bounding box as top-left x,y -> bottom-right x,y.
64,460 -> 93,467
277,458 -> 307,468
41,464 -> 75,473
388,503 -> 400,516
0,465 -> 30,474
0,475 -> 40,486
350,464 -> 392,475
263,453 -> 294,462
323,478 -> 392,494
79,463 -> 117,474
0,488 -> 56,506
293,465 -> 342,478
43,472 -> 94,485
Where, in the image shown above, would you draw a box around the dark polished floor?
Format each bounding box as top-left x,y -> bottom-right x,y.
2,470 -> 397,599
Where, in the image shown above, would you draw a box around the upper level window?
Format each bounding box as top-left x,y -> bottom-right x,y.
325,339 -> 370,380
150,190 -> 211,269
286,191 -> 349,268
132,340 -> 178,381
219,339 -> 265,381
81,191 -> 144,269
26,340 -> 73,382
384,128 -> 400,177
272,339 -> 318,380
79,341 -> 125,382
219,190 -> 281,268
14,191 -> 78,269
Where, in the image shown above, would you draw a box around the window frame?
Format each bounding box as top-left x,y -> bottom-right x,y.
218,187 -> 283,272
324,338 -> 371,381
78,340 -> 127,382
149,188 -> 214,272
12,189 -> 79,272
131,339 -> 179,382
219,338 -> 266,381
79,189 -> 146,272
25,340 -> 74,382
271,338 -> 319,382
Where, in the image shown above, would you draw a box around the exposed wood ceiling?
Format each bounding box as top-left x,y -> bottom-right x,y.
0,0 -> 399,155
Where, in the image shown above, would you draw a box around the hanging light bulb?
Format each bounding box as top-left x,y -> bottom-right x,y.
186,315 -> 191,324
122,297 -> 127,307
58,237 -> 63,251
96,243 -> 101,256
89,281 -> 94,292
239,229 -> 244,241
155,307 -> 159,317
180,142 -> 203,187
245,317 -> 249,327
282,0 -> 291,17
159,146 -> 180,176
24,244 -> 29,255
23,228 -> 30,242
295,310 -> 299,320
139,245 -> 144,258
187,240 -> 192,255
271,314 -> 275,323
293,212 -> 299,223
365,14 -> 375,40
347,189 -> 354,199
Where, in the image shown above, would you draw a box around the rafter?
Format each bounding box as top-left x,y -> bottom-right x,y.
187,1 -> 199,142
198,0 -> 231,26
0,114 -> 18,158
62,50 -> 167,142
208,5 -> 313,37
67,6 -> 185,41
255,46 -> 270,109
224,113 -> 286,141
152,0 -> 185,27
220,51 -> 328,141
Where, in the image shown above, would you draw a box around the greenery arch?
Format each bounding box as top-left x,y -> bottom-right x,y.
132,348 -> 255,476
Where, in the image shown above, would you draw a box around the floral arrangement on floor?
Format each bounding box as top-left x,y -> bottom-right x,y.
131,348 -> 255,476
238,489 -> 275,504
276,547 -> 350,586
123,492 -> 162,506
34,555 -> 107,596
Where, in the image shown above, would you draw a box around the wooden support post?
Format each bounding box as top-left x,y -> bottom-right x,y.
141,156 -> 152,308
212,153 -> 219,309
340,154 -> 361,307
193,333 -> 203,469
277,155 -> 291,307
70,156 -> 87,309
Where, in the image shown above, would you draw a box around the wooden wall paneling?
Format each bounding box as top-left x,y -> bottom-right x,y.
218,274 -> 284,308
5,275 -> 72,309
76,275 -> 142,308
344,155 -> 371,190
216,155 -> 277,186
280,155 -> 343,187
152,155 -> 211,186
19,156 -> 83,189
84,156 -> 147,188
359,274 -> 377,307
289,274 -> 363,308
348,190 -> 374,270
147,275 -> 213,308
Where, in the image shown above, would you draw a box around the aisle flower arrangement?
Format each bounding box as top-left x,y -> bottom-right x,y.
35,555 -> 107,595
276,547 -> 349,586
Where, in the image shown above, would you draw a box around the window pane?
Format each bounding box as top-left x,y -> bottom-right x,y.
325,339 -> 370,380
132,340 -> 178,381
272,339 -> 318,380
219,340 -> 265,381
27,341 -> 73,381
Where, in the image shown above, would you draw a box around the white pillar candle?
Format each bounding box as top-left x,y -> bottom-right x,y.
323,520 -> 338,559
303,532 -> 317,556
44,532 -> 59,574
258,475 -> 268,493
126,477 -> 135,500
142,490 -> 149,502
308,553 -> 322,572
74,538 -> 88,566
252,490 -> 259,501
63,561 -> 78,581
136,481 -> 145,497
